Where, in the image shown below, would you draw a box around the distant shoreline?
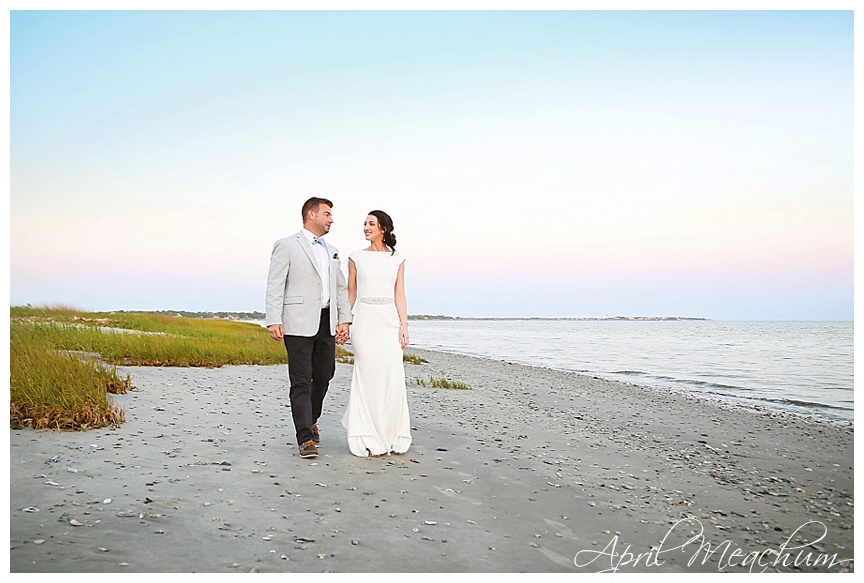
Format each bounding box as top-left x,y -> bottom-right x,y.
107,310 -> 708,322
407,315 -> 709,322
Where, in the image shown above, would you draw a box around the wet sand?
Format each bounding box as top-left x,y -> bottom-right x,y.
9,349 -> 854,573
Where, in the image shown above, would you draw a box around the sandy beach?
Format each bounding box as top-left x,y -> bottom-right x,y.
9,348 -> 854,573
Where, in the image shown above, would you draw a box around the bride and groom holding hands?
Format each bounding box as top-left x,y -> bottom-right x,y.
265,197 -> 412,459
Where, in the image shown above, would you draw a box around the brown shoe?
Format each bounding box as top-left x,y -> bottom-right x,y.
299,440 -> 318,458
312,424 -> 320,444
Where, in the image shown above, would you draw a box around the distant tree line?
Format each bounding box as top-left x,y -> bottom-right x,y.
112,310 -> 266,320
108,311 -> 705,322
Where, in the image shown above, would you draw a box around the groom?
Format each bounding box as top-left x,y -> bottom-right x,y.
265,197 -> 352,459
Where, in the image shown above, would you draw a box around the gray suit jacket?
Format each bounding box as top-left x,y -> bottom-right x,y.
265,231 -> 352,337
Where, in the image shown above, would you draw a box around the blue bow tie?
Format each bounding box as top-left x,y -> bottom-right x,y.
312,236 -> 325,246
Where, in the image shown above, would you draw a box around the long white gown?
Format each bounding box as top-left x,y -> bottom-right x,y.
341,250 -> 412,457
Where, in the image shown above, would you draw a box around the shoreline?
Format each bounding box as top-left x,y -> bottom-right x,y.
254,317 -> 852,426
9,348 -> 854,573
411,346 -> 854,430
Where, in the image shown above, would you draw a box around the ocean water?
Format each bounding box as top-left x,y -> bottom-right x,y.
408,320 -> 854,425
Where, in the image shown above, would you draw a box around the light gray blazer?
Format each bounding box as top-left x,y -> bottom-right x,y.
265,231 -> 352,337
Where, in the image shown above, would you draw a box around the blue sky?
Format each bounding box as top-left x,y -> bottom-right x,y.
8,7 -> 856,319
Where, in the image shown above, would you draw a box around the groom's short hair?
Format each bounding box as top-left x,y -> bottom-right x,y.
302,197 -> 334,222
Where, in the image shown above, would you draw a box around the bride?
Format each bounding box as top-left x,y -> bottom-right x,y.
341,210 -> 412,457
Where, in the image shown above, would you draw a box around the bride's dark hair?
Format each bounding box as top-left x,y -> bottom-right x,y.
369,210 -> 396,254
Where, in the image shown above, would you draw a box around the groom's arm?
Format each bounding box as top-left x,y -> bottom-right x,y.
265,239 -> 290,339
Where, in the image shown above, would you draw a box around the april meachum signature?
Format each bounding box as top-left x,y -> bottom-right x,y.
574,519 -> 851,573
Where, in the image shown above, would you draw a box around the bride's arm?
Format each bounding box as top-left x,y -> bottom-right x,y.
394,261 -> 409,349
348,258 -> 358,309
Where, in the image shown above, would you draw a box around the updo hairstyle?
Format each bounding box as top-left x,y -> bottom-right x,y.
369,210 -> 397,254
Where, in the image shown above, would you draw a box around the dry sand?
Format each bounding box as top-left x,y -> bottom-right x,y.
9,348 -> 854,573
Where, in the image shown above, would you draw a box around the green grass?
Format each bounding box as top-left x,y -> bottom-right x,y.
11,305 -> 353,366
10,324 -> 129,430
11,306 -> 290,367
10,306 -> 353,430
414,376 -> 471,390
403,353 -> 428,365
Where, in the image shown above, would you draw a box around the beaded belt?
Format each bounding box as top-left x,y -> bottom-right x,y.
358,297 -> 394,305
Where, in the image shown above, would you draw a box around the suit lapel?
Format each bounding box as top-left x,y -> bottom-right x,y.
296,232 -> 324,282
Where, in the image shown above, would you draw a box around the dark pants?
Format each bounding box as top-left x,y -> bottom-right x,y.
283,308 -> 336,446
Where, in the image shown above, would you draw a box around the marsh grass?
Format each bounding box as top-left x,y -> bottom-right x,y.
12,306 -> 288,366
9,306 -> 352,430
10,327 -> 128,430
12,306 -> 354,367
403,353 -> 428,365
414,376 -> 471,390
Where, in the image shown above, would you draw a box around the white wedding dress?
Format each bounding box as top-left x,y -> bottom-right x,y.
341,250 -> 412,457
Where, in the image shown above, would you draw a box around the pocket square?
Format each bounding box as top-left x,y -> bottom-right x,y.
332,253 -> 339,259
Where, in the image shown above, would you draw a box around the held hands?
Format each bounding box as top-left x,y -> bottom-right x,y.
335,323 -> 351,345
399,322 -> 409,350
271,323 -> 350,344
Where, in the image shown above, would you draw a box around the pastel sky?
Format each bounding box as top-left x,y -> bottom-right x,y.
8,7 -> 855,319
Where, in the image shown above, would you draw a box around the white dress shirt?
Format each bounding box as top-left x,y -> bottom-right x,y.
302,229 -> 331,309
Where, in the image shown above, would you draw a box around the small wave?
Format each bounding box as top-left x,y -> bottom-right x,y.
770,398 -> 851,412
649,376 -> 749,393
611,370 -> 647,376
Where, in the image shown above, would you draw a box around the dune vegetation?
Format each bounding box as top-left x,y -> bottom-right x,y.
414,376 -> 471,390
9,306 -> 351,430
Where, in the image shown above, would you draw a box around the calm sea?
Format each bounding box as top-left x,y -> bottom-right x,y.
408,320 -> 853,425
